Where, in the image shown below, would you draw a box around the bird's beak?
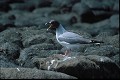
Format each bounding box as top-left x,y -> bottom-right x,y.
45,22 -> 52,31
47,25 -> 51,31
45,22 -> 52,33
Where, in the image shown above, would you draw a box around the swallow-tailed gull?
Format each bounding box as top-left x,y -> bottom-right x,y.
46,20 -> 104,56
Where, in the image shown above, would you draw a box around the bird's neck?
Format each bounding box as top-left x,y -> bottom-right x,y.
56,24 -> 66,36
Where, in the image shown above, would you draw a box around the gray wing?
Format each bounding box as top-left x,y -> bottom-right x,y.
58,32 -> 91,44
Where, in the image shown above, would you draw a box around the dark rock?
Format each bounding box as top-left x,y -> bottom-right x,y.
0,55 -> 19,68
72,18 -> 118,37
95,34 -> 119,48
113,0 -> 119,11
0,28 -> 22,47
0,68 -> 77,79
51,13 -> 79,26
82,0 -> 115,10
18,43 -> 61,67
43,55 -> 120,79
32,7 -> 60,17
21,29 -> 60,48
80,0 -> 119,20
109,14 -> 119,29
84,45 -> 119,57
0,0 -> 11,12
14,12 -> 50,27
24,0 -> 52,8
0,24 -> 7,32
51,0 -> 72,8
21,29 -> 43,42
81,11 -> 112,24
72,2 -> 90,16
23,34 -> 47,47
0,42 -> 21,60
0,13 -> 15,28
110,54 -> 120,66
10,3 -> 35,12
96,31 -> 117,39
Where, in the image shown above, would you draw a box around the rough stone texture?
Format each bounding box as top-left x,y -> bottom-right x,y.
0,42 -> 21,60
110,54 -> 120,66
84,45 -> 119,57
0,28 -> 22,45
72,2 -> 90,16
32,7 -> 60,17
17,43 -> 62,67
37,54 -> 120,79
0,68 -> 77,79
0,55 -> 19,68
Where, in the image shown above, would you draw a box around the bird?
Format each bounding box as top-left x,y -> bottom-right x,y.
45,20 -> 104,57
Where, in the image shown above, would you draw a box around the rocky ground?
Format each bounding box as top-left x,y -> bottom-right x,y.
0,0 -> 119,79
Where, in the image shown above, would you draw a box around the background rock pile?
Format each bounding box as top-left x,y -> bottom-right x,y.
0,0 -> 119,79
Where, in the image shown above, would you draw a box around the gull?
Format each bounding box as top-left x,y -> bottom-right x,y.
46,20 -> 104,56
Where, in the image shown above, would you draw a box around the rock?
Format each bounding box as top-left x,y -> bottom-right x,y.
21,29 -> 43,42
110,54 -> 120,66
42,55 -> 120,79
0,0 -> 11,12
0,13 -> 15,28
72,22 -> 99,36
72,17 -> 119,37
24,0 -> 52,8
0,55 -> 19,68
23,34 -> 47,47
95,31 -> 117,39
81,0 -> 115,15
51,0 -> 72,8
18,43 -> 61,67
14,13 -> 50,27
109,14 -> 119,29
113,0 -> 119,11
50,13 -> 79,26
32,57 -> 52,70
51,0 -> 80,13
32,7 -> 60,17
0,42 -> 21,60
82,0 -> 115,10
9,10 -> 50,27
0,24 -> 7,32
21,29 -> 58,48
0,68 -> 77,79
72,2 -> 90,16
10,3 -> 35,11
0,28 -> 21,44
95,34 -> 119,48
84,45 -> 119,57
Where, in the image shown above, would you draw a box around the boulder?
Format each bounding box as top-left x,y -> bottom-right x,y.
39,54 -> 120,79
0,42 -> 21,60
0,68 -> 77,79
84,45 -> 119,57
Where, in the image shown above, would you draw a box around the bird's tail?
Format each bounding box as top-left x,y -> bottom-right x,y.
90,39 -> 104,43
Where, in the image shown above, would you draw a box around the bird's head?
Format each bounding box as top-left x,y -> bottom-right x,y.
45,20 -> 60,31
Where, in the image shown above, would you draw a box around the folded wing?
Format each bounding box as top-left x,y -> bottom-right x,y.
58,32 -> 91,44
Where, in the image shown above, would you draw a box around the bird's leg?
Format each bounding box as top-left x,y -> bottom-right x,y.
64,50 -> 69,56
64,48 -> 72,56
